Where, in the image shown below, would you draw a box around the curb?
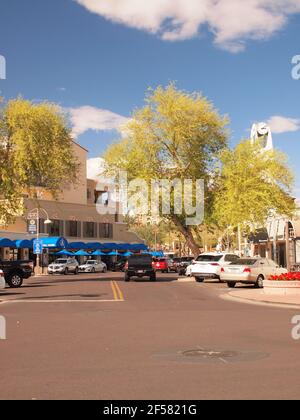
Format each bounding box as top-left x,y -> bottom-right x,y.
222,291 -> 300,310
176,277 -> 195,283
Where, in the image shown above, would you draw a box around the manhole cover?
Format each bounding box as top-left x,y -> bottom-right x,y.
153,347 -> 269,364
182,349 -> 239,359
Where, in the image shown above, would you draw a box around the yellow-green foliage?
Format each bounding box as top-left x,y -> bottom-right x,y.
104,84 -> 228,182
103,84 -> 229,254
0,98 -> 79,224
213,139 -> 296,230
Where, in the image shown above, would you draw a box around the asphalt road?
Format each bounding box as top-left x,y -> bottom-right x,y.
0,272 -> 300,400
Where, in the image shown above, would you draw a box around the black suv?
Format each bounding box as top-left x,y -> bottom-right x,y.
124,255 -> 156,282
0,260 -> 33,288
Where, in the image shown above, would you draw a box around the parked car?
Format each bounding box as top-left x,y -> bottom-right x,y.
79,260 -> 107,273
124,255 -> 156,282
167,259 -> 179,273
48,258 -> 79,275
112,259 -> 127,272
153,258 -> 172,273
0,260 -> 33,288
0,270 -> 6,289
173,257 -> 195,276
186,264 -> 193,277
191,252 -> 240,282
220,258 -> 288,289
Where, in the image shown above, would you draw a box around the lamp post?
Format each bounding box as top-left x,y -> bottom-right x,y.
28,207 -> 52,274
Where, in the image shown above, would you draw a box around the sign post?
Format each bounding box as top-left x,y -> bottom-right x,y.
33,239 -> 43,255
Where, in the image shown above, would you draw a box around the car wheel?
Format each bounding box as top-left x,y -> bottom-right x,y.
7,273 -> 23,288
124,274 -> 130,282
103,267 -> 107,273
195,277 -> 204,283
64,268 -> 69,275
255,275 -> 264,289
92,268 -> 95,273
227,282 -> 236,289
74,267 -> 79,275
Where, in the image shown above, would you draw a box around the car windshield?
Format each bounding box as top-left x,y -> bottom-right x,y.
196,255 -> 222,262
231,259 -> 257,266
55,259 -> 68,264
87,261 -> 96,265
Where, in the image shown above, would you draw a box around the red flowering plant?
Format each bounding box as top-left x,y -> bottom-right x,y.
269,272 -> 300,281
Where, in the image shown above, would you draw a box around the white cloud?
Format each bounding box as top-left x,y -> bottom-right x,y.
75,0 -> 300,52
69,106 -> 128,137
87,157 -> 113,184
87,157 -> 105,180
267,115 -> 300,134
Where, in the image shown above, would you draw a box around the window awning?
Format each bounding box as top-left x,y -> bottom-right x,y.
14,239 -> 34,249
0,238 -> 15,248
39,237 -> 69,249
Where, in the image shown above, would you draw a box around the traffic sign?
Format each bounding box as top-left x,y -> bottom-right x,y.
33,239 -> 43,255
28,219 -> 37,234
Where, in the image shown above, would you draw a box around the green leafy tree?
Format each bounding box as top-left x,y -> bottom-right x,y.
213,139 -> 296,235
0,98 -> 79,224
103,84 -> 229,255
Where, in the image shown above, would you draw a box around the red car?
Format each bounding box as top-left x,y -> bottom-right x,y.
153,258 -> 170,273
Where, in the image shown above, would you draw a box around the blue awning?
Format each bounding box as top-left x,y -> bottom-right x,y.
0,238 -> 15,248
55,250 -> 74,256
74,250 -> 91,256
14,239 -> 33,249
85,242 -> 103,250
129,244 -> 148,251
40,237 -> 69,249
92,250 -> 106,256
101,243 -> 118,250
68,242 -> 88,250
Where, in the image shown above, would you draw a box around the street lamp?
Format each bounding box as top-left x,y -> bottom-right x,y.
28,207 -> 52,274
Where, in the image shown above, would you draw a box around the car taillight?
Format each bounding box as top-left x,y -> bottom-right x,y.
210,263 -> 220,266
243,267 -> 251,273
221,267 -> 225,273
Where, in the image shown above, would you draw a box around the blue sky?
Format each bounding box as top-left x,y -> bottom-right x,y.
1,0 -> 300,190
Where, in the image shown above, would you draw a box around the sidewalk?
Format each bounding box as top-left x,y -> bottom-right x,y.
226,288 -> 300,309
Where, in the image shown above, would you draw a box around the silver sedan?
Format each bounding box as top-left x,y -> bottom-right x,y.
220,258 -> 288,289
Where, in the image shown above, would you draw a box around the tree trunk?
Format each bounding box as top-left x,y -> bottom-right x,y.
171,215 -> 200,256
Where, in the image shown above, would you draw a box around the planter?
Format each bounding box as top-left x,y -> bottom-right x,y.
263,280 -> 300,296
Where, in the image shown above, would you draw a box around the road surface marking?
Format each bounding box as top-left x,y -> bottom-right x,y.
111,281 -> 118,301
0,299 -> 122,304
112,280 -> 124,301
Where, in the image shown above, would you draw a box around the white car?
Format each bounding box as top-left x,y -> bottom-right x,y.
0,270 -> 5,289
191,252 -> 240,283
79,260 -> 107,273
185,264 -> 193,277
48,258 -> 79,275
220,258 -> 288,289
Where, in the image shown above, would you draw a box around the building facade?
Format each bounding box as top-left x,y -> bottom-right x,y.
0,141 -> 143,261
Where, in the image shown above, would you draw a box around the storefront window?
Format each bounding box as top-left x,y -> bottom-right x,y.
66,221 -> 81,238
46,220 -> 64,237
99,223 -> 113,239
83,222 -> 97,238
